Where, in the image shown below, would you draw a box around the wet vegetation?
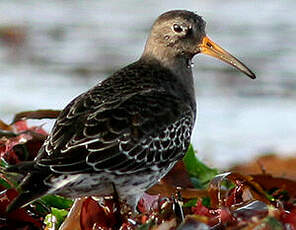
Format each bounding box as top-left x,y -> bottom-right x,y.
1,111 -> 296,229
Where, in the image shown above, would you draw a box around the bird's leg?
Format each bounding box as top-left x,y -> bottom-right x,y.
111,183 -> 136,228
172,189 -> 184,224
111,182 -> 123,228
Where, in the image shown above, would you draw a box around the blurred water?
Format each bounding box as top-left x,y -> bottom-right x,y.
0,0 -> 295,168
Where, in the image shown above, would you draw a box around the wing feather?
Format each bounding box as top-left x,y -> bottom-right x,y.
36,63 -> 195,175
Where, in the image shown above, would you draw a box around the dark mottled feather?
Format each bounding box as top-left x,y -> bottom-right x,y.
36,60 -> 195,175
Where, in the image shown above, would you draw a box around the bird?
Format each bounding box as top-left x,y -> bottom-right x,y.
6,10 -> 256,212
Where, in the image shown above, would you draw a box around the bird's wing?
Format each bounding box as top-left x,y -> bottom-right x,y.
36,87 -> 194,175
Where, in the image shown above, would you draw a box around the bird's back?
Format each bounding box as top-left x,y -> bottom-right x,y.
7,59 -> 196,211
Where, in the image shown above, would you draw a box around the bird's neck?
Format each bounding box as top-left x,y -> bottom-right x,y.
140,50 -> 195,109
141,43 -> 195,91
141,49 -> 193,80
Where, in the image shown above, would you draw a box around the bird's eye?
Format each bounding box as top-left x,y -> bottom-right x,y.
173,24 -> 183,33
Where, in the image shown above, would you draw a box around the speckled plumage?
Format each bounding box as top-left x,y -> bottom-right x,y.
37,60 -> 196,208
6,10 -> 255,212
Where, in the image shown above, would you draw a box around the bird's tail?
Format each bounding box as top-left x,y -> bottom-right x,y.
6,172 -> 50,212
3,161 -> 50,212
5,161 -> 39,174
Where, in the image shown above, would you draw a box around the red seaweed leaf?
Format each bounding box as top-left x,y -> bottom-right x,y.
137,193 -> 160,214
281,208 -> 296,230
192,200 -> 211,217
12,120 -> 47,136
0,120 -> 48,164
0,188 -> 42,229
208,172 -> 270,209
80,197 -> 118,230
0,133 -> 32,164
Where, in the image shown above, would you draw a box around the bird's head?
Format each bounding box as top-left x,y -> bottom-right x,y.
142,10 -> 256,79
